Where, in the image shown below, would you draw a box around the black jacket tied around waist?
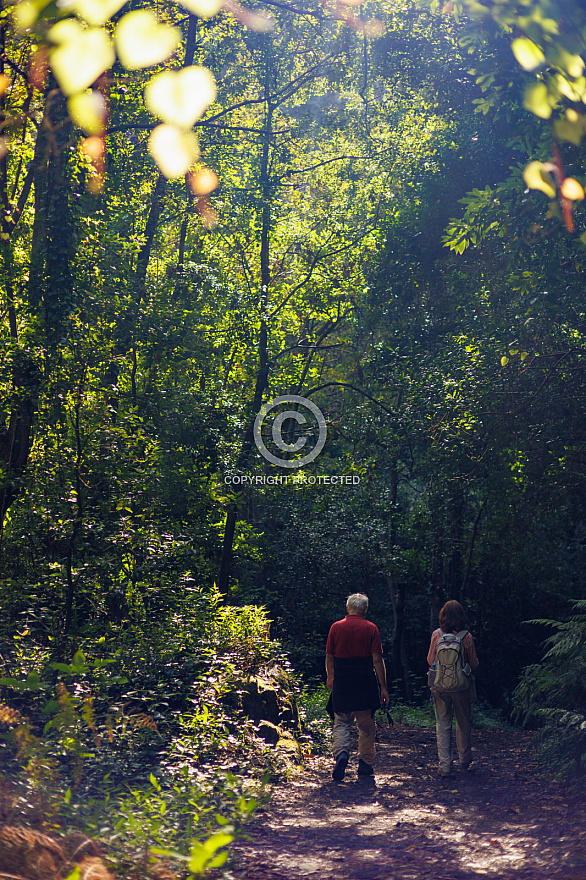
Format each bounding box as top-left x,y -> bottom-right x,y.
326,656 -> 381,717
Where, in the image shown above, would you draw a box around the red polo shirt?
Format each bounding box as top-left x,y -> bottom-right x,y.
326,614 -> 383,658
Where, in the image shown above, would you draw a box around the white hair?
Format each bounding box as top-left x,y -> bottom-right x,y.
346,593 -> 369,615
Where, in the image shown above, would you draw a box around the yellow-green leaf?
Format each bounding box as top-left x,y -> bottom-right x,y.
512,37 -> 545,71
523,161 -> 556,199
50,25 -> 115,96
520,352 -> 528,361
555,74 -> 586,102
554,116 -> 584,146
48,19 -> 85,44
68,90 -> 107,135
501,356 -> 509,367
74,0 -> 128,26
144,66 -> 217,128
115,11 -> 181,71
548,47 -> 585,79
523,82 -> 552,119
149,124 -> 199,178
177,0 -> 222,19
208,851 -> 229,869
187,832 -> 234,875
13,0 -> 50,30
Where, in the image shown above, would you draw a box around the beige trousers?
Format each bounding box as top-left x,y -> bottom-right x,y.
433,691 -> 472,773
332,710 -> 376,764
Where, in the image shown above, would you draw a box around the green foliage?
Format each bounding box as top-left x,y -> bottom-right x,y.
513,599 -> 586,776
2,0 -> 586,843
9,0 -> 217,178
297,684 -> 331,748
442,187 -> 502,253
420,0 -> 586,230
204,597 -> 274,671
0,590 -> 292,875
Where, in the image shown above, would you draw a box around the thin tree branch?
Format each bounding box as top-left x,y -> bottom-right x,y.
304,381 -> 395,415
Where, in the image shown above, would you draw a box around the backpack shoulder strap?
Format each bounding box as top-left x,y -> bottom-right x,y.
456,630 -> 470,664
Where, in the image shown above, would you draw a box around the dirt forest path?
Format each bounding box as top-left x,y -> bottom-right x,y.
230,724 -> 586,880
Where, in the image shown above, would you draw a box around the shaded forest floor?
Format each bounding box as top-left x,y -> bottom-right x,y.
228,724 -> 586,880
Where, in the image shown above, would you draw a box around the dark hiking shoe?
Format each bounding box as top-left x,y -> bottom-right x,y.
333,751 -> 349,781
458,760 -> 472,770
357,758 -> 374,777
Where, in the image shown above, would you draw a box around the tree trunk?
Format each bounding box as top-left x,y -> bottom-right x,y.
217,320 -> 269,593
0,80 -> 71,529
387,572 -> 412,701
460,501 -> 486,606
217,39 -> 273,594
386,452 -> 413,700
447,489 -> 465,600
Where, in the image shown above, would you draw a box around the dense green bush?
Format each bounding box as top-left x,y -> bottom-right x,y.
0,590 -> 297,876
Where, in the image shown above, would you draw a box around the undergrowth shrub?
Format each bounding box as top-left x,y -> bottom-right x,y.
0,582 -> 294,875
513,598 -> 586,777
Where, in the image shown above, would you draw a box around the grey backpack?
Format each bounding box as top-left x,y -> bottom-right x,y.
432,629 -> 471,694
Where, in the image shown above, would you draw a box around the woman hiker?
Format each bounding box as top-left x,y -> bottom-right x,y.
427,600 -> 479,778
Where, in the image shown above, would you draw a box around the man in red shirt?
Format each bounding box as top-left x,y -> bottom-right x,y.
325,593 -> 389,781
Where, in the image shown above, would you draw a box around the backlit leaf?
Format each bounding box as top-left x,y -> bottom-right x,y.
548,47 -> 585,79
74,0 -> 128,26
555,74 -> 586,102
560,177 -> 585,201
149,124 -> 200,178
115,11 -> 181,71
178,0 -> 222,19
208,851 -> 229,868
523,161 -> 556,199
72,649 -> 86,667
523,82 -> 552,119
145,67 -> 217,128
512,37 -> 545,71
188,832 -> 234,875
13,0 -> 51,31
554,115 -> 584,145
48,19 -> 85,44
50,24 -> 114,96
68,90 -> 107,134
501,356 -> 509,366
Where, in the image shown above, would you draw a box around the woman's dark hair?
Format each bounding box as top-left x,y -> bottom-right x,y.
439,600 -> 466,633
